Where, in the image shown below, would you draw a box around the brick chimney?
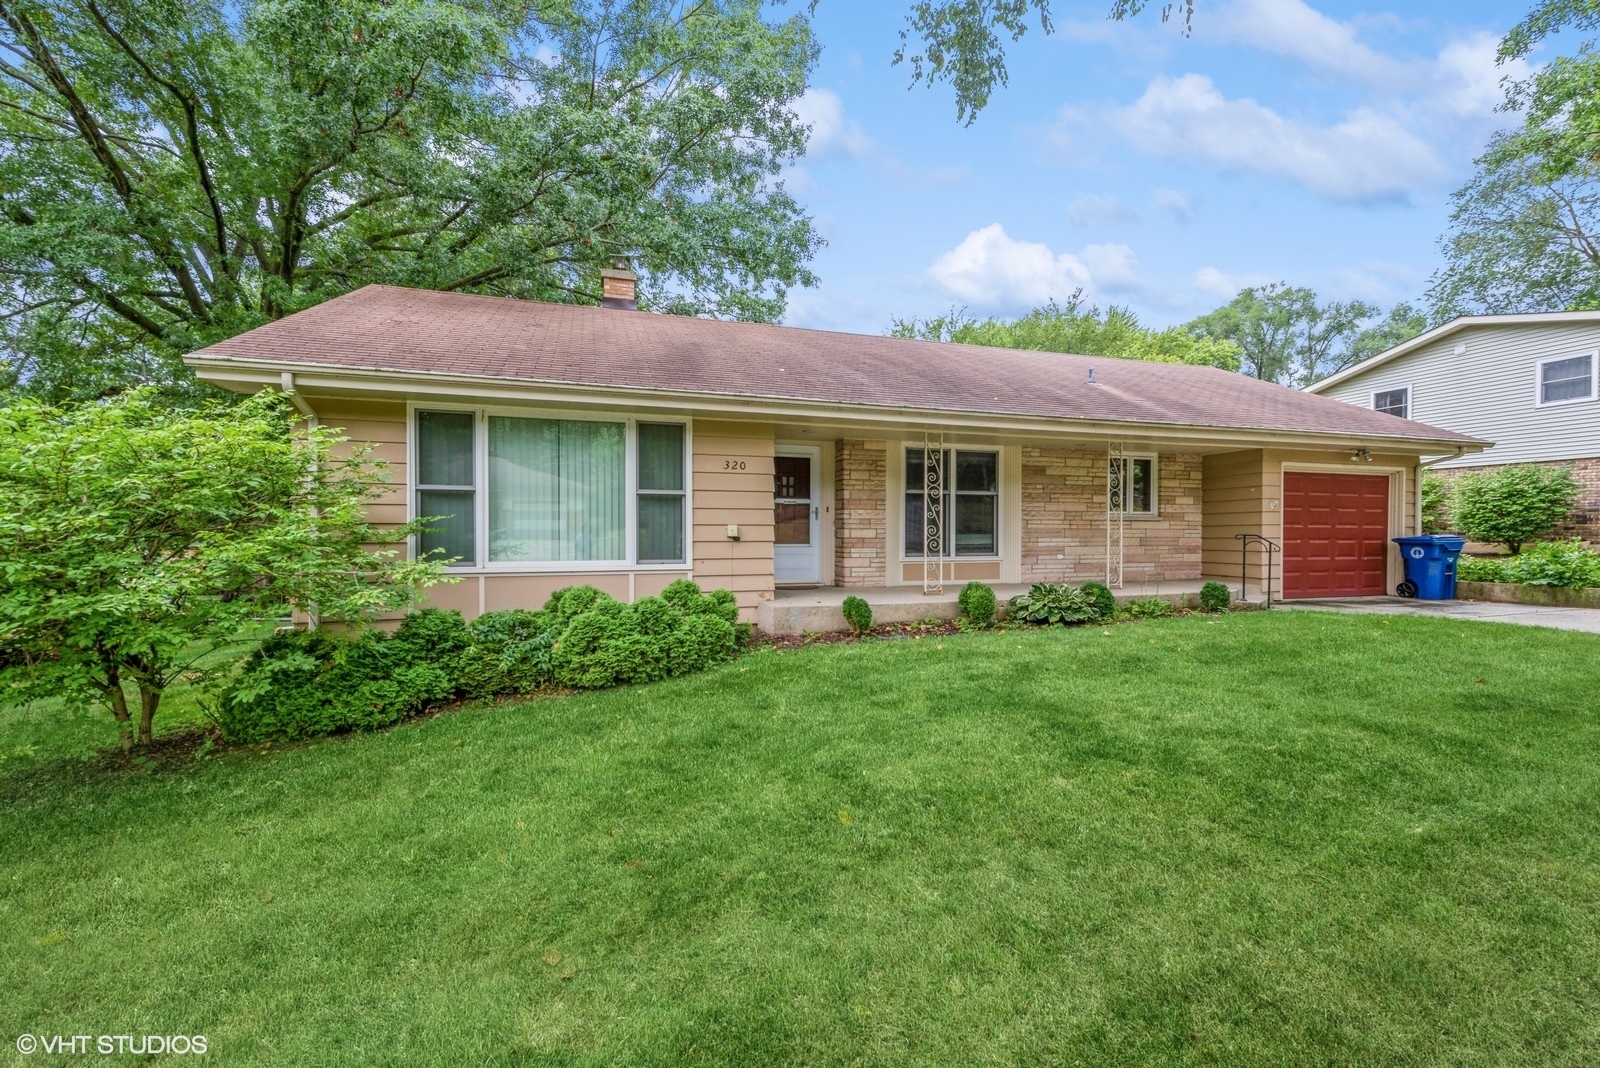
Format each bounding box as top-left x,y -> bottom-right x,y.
600,257 -> 637,311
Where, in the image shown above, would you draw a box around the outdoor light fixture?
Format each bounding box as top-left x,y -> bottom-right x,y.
1350,448 -> 1373,463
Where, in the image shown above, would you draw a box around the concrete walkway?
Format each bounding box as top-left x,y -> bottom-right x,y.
1282,596 -> 1600,635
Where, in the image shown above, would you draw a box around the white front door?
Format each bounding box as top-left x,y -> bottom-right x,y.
773,446 -> 821,584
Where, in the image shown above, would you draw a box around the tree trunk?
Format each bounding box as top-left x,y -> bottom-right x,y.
137,683 -> 161,747
108,680 -> 133,753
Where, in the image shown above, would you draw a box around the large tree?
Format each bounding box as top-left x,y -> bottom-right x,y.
0,0 -> 820,400
889,291 -> 1241,369
892,0 -> 1194,123
1184,284 -> 1405,388
1430,1 -> 1600,317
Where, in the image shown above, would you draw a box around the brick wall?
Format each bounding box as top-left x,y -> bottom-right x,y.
1434,455 -> 1600,547
835,439 -> 888,586
1020,447 -> 1203,583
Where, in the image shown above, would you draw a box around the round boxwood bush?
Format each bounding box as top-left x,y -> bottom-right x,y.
1078,581 -> 1117,621
1199,581 -> 1232,613
957,582 -> 997,627
841,595 -> 873,635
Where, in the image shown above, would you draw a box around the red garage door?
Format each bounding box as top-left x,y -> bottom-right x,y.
1282,472 -> 1390,598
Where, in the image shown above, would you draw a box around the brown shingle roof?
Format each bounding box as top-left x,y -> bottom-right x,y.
190,285 -> 1483,446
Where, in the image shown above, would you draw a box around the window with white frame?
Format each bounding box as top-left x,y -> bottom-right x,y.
1538,353 -> 1596,405
1372,387 -> 1409,419
904,448 -> 998,557
415,411 -> 477,566
1109,456 -> 1156,516
414,410 -> 687,567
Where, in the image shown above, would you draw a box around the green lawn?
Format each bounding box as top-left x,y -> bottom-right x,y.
3,612 -> 1600,1065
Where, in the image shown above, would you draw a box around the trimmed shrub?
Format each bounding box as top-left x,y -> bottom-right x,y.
1009,583 -> 1100,626
841,595 -> 873,635
1453,464 -> 1578,554
1078,582 -> 1116,621
221,581 -> 744,741
957,582 -> 997,627
1199,581 -> 1232,613
1123,596 -> 1174,620
218,625 -> 458,743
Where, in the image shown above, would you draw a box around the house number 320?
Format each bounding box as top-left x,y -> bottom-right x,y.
723,459 -> 747,470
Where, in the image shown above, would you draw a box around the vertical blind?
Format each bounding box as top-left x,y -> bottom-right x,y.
488,417 -> 627,562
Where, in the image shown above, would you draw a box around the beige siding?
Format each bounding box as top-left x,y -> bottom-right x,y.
899,560 -> 1002,583
1202,450 -> 1271,587
691,421 -> 775,620
1204,448 -> 1422,595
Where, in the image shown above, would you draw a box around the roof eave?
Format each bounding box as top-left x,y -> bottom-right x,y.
186,353 -> 1487,455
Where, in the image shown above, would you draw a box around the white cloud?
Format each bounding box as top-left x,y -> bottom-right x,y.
1193,266 -> 1276,302
1108,74 -> 1444,202
1208,0 -> 1407,86
1065,194 -> 1141,227
1153,188 -> 1196,223
927,224 -> 1153,309
792,88 -> 876,162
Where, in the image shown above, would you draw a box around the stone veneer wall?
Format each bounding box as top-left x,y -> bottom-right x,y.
1434,456 -> 1600,547
835,439 -> 888,586
1019,447 -> 1204,583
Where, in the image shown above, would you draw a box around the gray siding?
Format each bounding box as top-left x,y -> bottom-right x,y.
1318,322 -> 1600,469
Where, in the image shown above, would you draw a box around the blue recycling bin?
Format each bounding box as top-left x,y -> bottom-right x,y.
1393,535 -> 1467,599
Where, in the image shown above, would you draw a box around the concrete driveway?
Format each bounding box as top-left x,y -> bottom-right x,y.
1281,597 -> 1600,635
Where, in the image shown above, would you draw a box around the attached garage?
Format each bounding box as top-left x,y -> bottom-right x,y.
1281,471 -> 1392,598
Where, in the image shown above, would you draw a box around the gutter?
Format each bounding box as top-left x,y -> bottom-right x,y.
191,356 -> 1486,456
1415,446 -> 1469,534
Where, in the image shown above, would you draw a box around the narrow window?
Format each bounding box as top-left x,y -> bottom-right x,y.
488,417 -> 626,563
416,410 -> 477,566
1110,456 -> 1156,516
1373,387 -> 1409,419
905,448 -> 999,557
637,423 -> 686,563
1540,354 -> 1595,405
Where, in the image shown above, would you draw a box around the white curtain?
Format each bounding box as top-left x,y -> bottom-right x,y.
488,417 -> 626,562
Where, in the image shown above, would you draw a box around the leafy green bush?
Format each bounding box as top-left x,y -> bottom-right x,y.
1009,583 -> 1100,626
957,582 -> 997,627
1452,465 -> 1578,553
841,595 -> 873,635
1123,597 -> 1174,620
1455,555 -> 1509,583
1199,581 -> 1232,613
1078,582 -> 1116,621
1420,470 -> 1452,534
1456,542 -> 1600,588
1503,541 -> 1600,587
221,582 -> 744,741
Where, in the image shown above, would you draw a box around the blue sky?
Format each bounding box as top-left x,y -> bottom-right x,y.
780,0 -> 1539,335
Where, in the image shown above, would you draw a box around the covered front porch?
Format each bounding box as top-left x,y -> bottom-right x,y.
757,578 -> 1271,635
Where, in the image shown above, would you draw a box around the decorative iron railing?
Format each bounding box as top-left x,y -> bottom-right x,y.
1234,533 -> 1281,606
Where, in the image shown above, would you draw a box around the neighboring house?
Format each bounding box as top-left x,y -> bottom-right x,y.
186,275 -> 1484,623
1308,311 -> 1600,545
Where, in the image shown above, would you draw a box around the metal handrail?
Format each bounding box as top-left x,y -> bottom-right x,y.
1234,533 -> 1282,606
